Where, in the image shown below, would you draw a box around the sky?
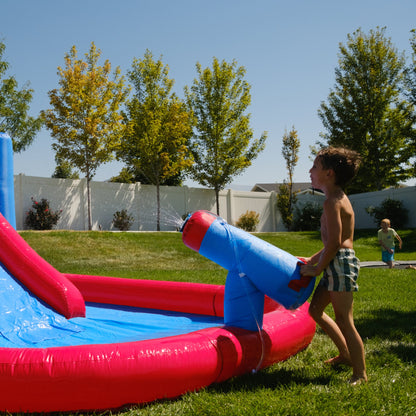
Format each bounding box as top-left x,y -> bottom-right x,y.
1,0 -> 416,190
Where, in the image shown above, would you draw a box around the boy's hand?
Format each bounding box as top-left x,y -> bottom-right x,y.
300,264 -> 320,277
302,257 -> 312,264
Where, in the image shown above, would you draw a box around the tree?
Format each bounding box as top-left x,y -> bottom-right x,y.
184,58 -> 267,215
110,166 -> 183,185
276,182 -> 293,230
118,50 -> 194,231
52,156 -> 79,179
277,127 -> 300,229
0,41 -> 42,152
42,42 -> 129,230
318,27 -> 414,193
403,29 -> 416,176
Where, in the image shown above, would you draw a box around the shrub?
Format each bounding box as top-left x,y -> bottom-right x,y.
25,197 -> 62,230
276,182 -> 298,230
235,210 -> 260,232
112,209 -> 134,231
366,198 -> 408,228
292,202 -> 323,231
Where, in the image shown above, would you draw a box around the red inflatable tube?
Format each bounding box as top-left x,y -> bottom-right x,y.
0,213 -> 85,318
65,274 -> 279,316
0,275 -> 316,413
66,273 -> 225,316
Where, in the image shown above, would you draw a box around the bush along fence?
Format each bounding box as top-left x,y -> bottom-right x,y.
13,174 -> 416,231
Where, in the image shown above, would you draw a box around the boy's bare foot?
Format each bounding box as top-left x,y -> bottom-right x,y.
348,376 -> 367,386
325,355 -> 352,367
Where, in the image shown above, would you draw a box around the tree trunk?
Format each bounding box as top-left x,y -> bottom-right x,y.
156,182 -> 161,231
215,187 -> 220,216
87,177 -> 92,231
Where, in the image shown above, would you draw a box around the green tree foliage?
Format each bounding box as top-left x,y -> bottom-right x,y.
318,27 -> 414,193
276,182 -> 294,230
184,58 -> 267,215
118,50 -> 194,231
277,127 -> 300,229
109,167 -> 136,183
292,202 -> 323,231
404,29 -> 416,106
42,42 -> 129,230
0,41 -> 41,152
403,29 -> 416,176
110,165 -> 183,186
52,156 -> 79,179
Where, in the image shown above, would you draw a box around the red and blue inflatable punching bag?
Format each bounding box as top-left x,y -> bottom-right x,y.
181,210 -> 315,331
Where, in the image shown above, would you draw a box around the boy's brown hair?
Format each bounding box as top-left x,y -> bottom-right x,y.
316,146 -> 361,189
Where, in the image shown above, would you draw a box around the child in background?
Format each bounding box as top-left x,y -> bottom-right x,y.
378,219 -> 402,269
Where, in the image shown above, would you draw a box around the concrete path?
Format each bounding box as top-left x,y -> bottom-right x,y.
360,260 -> 416,269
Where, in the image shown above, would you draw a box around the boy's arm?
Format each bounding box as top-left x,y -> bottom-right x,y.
378,238 -> 388,250
301,199 -> 342,277
395,232 -> 403,249
301,248 -> 324,266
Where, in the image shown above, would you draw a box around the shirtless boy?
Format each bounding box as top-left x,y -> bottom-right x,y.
300,146 -> 367,385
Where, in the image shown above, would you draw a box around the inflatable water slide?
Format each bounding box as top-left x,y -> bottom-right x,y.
0,132 -> 316,412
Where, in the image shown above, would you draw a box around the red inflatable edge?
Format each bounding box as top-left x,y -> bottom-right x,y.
66,274 -> 283,317
0,213 -> 85,318
0,275 -> 315,413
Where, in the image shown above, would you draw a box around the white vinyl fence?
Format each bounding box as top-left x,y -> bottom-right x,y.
350,186 -> 416,229
14,174 -> 284,231
13,174 -> 416,231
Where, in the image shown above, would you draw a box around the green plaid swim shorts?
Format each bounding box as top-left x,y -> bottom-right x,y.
319,248 -> 360,292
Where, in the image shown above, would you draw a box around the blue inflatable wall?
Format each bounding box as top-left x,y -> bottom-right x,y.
182,211 -> 316,331
0,133 -> 16,228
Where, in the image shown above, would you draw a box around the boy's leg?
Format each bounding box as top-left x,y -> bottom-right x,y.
382,249 -> 394,268
330,291 -> 367,381
309,285 -> 351,365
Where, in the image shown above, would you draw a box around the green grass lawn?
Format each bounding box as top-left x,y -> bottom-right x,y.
18,229 -> 416,416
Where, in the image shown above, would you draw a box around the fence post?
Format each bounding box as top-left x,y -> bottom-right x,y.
270,191 -> 277,231
183,186 -> 189,217
80,178 -> 88,231
227,189 -> 233,225
14,173 -> 25,230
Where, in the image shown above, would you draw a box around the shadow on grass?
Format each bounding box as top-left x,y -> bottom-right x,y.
209,308 -> 416,395
356,308 -> 416,363
130,368 -> 332,413
357,308 -> 416,340
387,343 -> 416,363
207,367 -> 332,395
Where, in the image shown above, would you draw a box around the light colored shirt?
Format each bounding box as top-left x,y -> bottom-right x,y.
378,228 -> 398,250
